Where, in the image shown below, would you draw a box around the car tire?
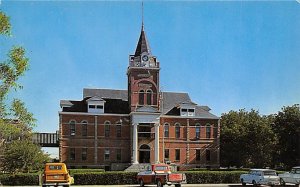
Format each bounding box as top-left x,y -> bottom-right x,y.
175,184 -> 181,187
139,179 -> 144,187
241,179 -> 246,186
252,180 -> 257,186
295,184 -> 299,187
280,178 -> 286,186
157,180 -> 163,187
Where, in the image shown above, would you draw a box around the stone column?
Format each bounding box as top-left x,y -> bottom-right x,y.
155,123 -> 160,163
132,123 -> 138,164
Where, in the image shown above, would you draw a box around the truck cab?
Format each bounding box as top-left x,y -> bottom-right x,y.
137,164 -> 186,187
42,163 -> 74,187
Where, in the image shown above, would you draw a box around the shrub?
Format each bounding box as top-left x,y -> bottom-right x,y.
0,173 -> 39,185
184,171 -> 247,184
69,169 -> 104,175
74,172 -> 138,185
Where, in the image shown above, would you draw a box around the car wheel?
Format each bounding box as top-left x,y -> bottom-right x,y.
280,178 -> 286,186
139,179 -> 144,187
252,180 -> 257,186
241,179 -> 246,186
175,184 -> 181,187
295,184 -> 299,187
157,180 -> 163,187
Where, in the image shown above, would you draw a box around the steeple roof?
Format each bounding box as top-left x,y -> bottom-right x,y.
134,25 -> 151,56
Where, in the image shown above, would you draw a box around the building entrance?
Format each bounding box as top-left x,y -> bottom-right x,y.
139,144 -> 150,163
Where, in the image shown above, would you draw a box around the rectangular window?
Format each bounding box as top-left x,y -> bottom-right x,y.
196,149 -> 201,161
164,149 -> 169,160
116,125 -> 121,137
175,149 -> 180,161
104,149 -> 110,160
116,149 -> 121,161
82,148 -> 87,161
96,105 -> 103,109
206,149 -> 211,161
70,148 -> 75,160
89,105 -> 95,108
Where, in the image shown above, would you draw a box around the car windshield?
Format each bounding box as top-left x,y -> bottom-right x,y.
263,171 -> 276,176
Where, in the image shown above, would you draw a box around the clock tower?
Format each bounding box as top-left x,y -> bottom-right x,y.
127,25 -> 160,112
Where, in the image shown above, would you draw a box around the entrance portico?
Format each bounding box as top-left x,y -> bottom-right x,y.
131,109 -> 160,164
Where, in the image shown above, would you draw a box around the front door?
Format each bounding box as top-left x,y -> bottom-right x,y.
139,144 -> 150,163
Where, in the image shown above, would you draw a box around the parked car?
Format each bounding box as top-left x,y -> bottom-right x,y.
42,163 -> 74,187
278,166 -> 300,186
136,164 -> 186,187
240,169 -> 280,186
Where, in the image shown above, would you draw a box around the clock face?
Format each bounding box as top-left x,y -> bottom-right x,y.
142,55 -> 149,62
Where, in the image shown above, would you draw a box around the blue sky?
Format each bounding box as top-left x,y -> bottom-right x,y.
1,1 -> 300,135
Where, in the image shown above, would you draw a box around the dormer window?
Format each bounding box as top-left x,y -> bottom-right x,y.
181,108 -> 195,116
86,96 -> 105,114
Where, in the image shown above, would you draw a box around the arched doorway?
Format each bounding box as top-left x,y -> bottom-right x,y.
139,144 -> 150,163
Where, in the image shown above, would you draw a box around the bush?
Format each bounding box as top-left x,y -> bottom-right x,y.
74,172 -> 138,185
69,169 -> 104,175
184,171 -> 247,184
0,173 -> 39,185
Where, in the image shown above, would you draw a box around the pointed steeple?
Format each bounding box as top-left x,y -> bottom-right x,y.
134,25 -> 151,56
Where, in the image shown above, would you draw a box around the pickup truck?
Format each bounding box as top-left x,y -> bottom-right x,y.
240,169 -> 280,186
137,164 -> 186,187
42,163 -> 74,187
278,166 -> 300,186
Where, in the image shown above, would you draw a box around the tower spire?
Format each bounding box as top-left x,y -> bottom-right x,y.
142,1 -> 144,31
134,1 -> 151,56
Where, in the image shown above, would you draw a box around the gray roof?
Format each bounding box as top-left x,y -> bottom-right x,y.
161,92 -> 191,113
83,88 -> 128,101
195,106 -> 219,119
77,88 -> 218,119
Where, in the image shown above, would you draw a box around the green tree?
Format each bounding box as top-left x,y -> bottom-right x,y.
272,104 -> 300,168
0,11 -> 49,172
2,140 -> 50,173
220,109 -> 276,168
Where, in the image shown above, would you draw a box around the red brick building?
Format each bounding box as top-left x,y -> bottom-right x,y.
59,25 -> 220,170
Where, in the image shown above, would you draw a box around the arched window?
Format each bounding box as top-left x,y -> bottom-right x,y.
195,123 -> 200,139
105,121 -> 110,137
206,124 -> 211,139
146,90 -> 152,105
69,120 -> 76,136
116,122 -> 121,137
139,90 -> 144,105
81,120 -> 87,136
175,123 -> 180,139
164,123 -> 169,138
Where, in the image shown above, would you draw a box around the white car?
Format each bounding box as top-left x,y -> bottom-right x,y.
278,166 -> 300,186
240,169 -> 280,186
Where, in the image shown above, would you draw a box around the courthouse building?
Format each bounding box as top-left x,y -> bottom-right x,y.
59,24 -> 220,170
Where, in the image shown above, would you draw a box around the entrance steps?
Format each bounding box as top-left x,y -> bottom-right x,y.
124,163 -> 150,172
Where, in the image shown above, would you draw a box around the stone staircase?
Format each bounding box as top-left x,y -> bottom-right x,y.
124,163 -> 151,172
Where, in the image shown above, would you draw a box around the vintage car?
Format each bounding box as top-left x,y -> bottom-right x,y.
136,164 -> 186,187
240,169 -> 280,186
278,166 -> 300,186
42,163 -> 74,187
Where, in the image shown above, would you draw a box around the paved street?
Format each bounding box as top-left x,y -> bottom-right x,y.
0,184 -> 295,187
